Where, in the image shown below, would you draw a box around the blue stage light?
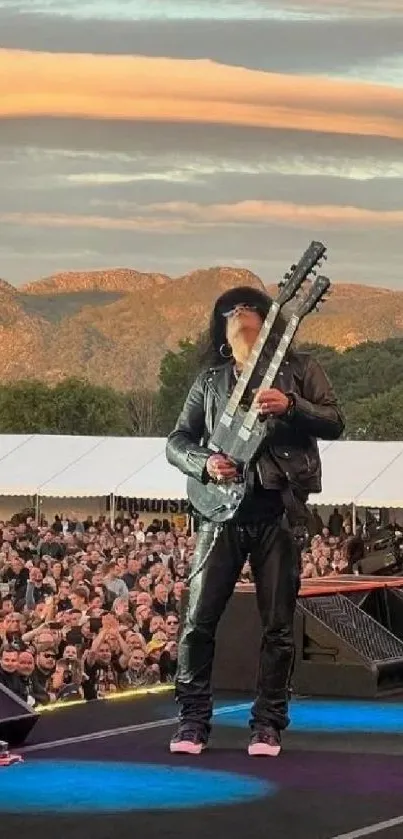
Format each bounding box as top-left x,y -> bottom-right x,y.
0,760 -> 276,813
215,699 -> 403,733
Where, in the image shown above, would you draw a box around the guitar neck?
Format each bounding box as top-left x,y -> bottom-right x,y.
239,314 -> 299,436
223,302 -> 281,420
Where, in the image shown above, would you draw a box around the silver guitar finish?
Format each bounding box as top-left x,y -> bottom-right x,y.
187,243 -> 330,522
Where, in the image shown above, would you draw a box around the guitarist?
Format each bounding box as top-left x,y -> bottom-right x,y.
166,285 -> 344,756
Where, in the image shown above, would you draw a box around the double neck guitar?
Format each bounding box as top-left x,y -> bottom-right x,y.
187,242 -> 330,522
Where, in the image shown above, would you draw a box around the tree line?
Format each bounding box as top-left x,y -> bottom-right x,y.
0,336 -> 402,439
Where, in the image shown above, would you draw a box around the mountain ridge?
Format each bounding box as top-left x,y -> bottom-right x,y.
1,267 -> 402,390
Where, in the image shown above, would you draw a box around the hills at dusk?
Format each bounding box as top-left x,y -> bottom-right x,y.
0,267 -> 402,390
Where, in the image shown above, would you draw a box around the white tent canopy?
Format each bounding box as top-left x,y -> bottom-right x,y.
0,435 -> 175,499
39,437 -> 174,499
115,451 -> 185,500
0,435 -> 402,507
0,435 -> 103,497
354,448 -> 403,508
316,441 -> 403,507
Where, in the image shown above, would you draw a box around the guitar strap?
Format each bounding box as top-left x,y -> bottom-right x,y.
266,449 -> 310,528
281,484 -> 309,528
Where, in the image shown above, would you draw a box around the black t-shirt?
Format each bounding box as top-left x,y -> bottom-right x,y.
159,651 -> 177,682
4,632 -> 25,651
20,675 -> 35,705
236,482 -> 284,523
3,566 -> 29,585
152,599 -> 168,617
122,571 -> 138,591
83,655 -> 125,700
32,668 -> 51,705
3,567 -> 29,605
0,667 -> 26,700
18,546 -> 36,563
56,597 -> 73,612
55,684 -> 82,702
40,541 -> 65,560
30,583 -> 55,605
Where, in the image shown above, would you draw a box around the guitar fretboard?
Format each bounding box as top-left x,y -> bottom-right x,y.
219,302 -> 280,428
239,314 -> 299,438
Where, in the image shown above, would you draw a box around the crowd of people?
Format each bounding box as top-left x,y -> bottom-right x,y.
0,505 -> 361,708
300,505 -> 365,579
0,513 -> 191,707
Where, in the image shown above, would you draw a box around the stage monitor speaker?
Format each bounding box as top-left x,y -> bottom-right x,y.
0,683 -> 39,747
351,586 -> 403,643
181,585 -> 403,697
384,589 -> 403,642
294,593 -> 403,698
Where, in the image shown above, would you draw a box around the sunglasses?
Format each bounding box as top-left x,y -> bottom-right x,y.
222,304 -> 259,319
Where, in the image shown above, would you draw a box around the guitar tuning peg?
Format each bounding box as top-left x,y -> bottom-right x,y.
290,264 -> 297,271
283,272 -> 290,280
278,281 -> 285,288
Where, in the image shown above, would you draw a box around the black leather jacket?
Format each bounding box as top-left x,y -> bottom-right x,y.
166,352 -> 344,503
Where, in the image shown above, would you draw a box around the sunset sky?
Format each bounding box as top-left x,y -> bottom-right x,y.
0,0 -> 402,287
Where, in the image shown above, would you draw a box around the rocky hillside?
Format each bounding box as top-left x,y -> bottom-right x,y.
0,267 -> 400,390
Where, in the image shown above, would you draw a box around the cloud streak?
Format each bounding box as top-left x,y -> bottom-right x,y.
0,49 -> 402,140
2,0 -> 402,20
3,201 -> 403,233
1,14 -> 402,85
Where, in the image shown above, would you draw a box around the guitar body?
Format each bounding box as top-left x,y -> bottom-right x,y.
187,475 -> 246,524
187,406 -> 270,522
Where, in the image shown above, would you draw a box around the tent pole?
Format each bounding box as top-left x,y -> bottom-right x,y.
352,502 -> 357,535
35,494 -> 40,525
110,493 -> 116,530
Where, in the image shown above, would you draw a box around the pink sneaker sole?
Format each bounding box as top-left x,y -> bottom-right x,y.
248,742 -> 281,757
170,740 -> 206,755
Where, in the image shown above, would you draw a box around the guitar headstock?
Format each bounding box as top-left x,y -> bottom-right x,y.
277,241 -> 327,308
294,275 -> 331,320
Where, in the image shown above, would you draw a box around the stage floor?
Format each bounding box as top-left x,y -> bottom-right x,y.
2,689 -> 403,839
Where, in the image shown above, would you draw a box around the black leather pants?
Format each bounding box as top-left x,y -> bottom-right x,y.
176,517 -> 300,733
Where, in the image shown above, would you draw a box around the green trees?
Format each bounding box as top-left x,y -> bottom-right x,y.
344,385 -> 403,441
157,338 -> 202,434
0,336 -> 402,439
0,378 -> 131,436
0,381 -> 54,433
300,338 -> 403,407
158,336 -> 403,440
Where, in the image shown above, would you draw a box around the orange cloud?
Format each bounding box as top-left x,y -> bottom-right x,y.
149,201 -> 403,227
2,203 -> 403,232
0,212 -> 183,232
0,49 -> 402,140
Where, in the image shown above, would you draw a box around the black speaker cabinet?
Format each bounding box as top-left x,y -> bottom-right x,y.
0,683 -> 39,747
181,583 -> 403,698
294,592 -> 403,698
